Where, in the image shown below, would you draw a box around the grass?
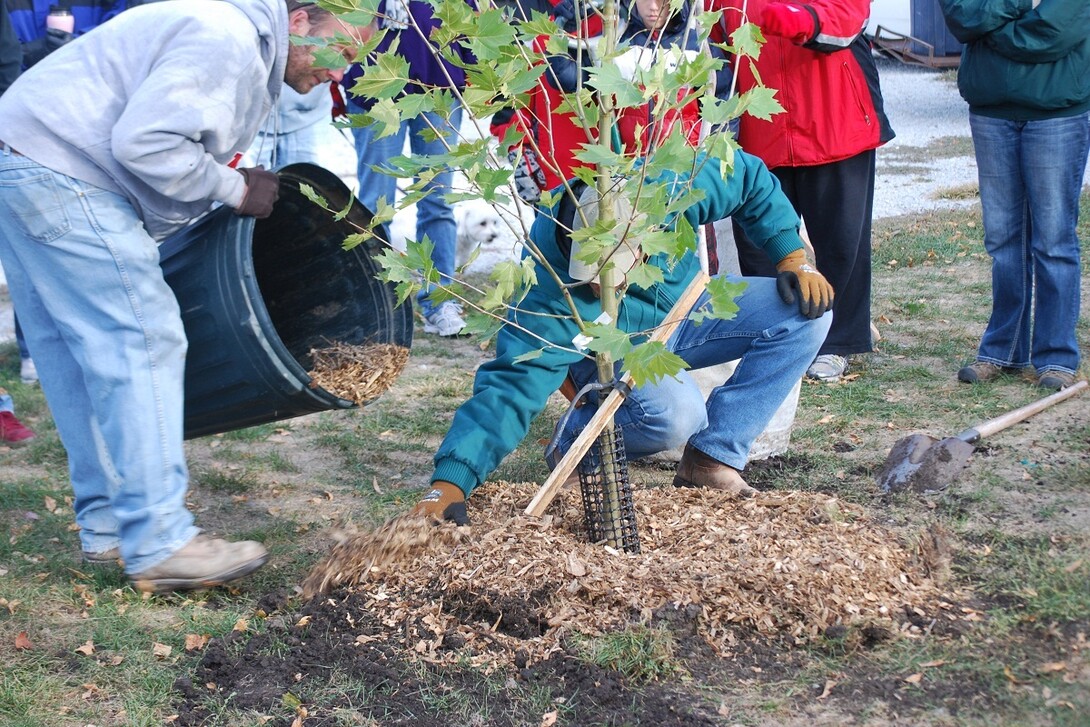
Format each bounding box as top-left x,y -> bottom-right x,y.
574,626 -> 682,682
1,190 -> 1089,725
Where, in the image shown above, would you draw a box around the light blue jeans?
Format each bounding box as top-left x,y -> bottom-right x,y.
0,151 -> 197,573
560,277 -> 831,470
969,111 -> 1090,376
350,105 -> 463,317
0,392 -> 12,413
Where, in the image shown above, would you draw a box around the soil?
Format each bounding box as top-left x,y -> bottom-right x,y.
173,590 -> 722,727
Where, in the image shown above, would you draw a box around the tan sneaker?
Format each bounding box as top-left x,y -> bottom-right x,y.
130,535 -> 267,593
672,444 -> 757,498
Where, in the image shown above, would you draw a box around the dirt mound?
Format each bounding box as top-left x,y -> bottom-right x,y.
303,482 -> 947,663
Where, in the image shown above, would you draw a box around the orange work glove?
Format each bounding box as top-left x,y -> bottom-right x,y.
412,481 -> 470,526
775,249 -> 834,319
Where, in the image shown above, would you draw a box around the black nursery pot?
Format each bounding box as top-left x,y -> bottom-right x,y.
159,163 -> 412,439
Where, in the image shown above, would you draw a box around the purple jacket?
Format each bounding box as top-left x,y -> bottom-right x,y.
344,0 -> 475,111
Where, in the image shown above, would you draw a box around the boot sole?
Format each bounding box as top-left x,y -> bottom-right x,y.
131,553 -> 268,593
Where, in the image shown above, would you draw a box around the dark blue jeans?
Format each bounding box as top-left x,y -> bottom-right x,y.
970,111 -> 1090,376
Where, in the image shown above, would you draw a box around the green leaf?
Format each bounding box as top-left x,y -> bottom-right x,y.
513,348 -> 544,364
623,340 -> 688,387
624,260 -> 664,290
350,46 -> 410,100
342,232 -> 370,250
574,143 -> 627,168
689,276 -> 747,324
644,133 -> 698,176
736,86 -> 784,122
587,63 -> 645,109
480,260 -> 522,310
395,93 -> 435,119
730,21 -> 764,60
583,322 -> 633,362
298,183 -> 328,209
364,98 -> 403,140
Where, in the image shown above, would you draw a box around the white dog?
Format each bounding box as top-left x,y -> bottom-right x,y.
454,200 -> 503,267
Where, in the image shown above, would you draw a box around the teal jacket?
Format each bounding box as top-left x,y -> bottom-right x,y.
431,151 -> 804,497
940,0 -> 1090,120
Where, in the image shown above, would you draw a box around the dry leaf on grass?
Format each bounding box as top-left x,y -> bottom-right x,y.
307,342 -> 410,405
14,631 -> 32,650
184,634 -> 210,652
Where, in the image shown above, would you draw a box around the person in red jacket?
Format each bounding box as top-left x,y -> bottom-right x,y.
712,0 -> 894,382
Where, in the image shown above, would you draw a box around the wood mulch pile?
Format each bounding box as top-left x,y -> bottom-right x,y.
307,342 -> 410,405
303,481 -> 962,668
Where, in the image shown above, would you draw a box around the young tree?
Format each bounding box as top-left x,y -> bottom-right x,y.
304,0 -> 783,545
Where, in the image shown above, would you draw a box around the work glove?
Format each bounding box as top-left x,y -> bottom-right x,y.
775,249 -> 834,319
235,166 -> 280,219
760,3 -> 816,44
21,28 -> 74,68
509,147 -> 546,206
412,481 -> 470,526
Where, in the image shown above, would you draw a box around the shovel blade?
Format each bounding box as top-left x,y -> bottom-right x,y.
877,433 -> 976,493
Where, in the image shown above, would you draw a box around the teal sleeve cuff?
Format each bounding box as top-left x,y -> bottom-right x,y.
762,228 -> 804,265
431,458 -> 477,499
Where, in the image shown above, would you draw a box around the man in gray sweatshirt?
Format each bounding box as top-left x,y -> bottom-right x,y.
0,0 -> 372,592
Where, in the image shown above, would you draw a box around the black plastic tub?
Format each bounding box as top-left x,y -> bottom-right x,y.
159,163 -> 412,439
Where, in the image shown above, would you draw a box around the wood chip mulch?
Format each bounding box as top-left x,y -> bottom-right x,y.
302,482 -> 962,668
307,342 -> 410,405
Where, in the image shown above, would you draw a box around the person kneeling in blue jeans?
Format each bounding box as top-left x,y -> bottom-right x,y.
411,150 -> 834,525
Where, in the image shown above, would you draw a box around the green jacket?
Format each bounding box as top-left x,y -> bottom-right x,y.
940,0 -> 1090,120
431,151 -> 804,497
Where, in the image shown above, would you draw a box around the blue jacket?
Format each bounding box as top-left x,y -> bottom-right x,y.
431,151 -> 804,497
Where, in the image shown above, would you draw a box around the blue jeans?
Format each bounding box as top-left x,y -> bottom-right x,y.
0,151 -> 197,573
969,111 -> 1090,376
0,391 -> 12,413
350,105 -> 463,317
560,277 -> 831,470
14,313 -> 30,360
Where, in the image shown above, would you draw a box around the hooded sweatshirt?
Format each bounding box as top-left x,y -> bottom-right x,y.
0,0 -> 287,240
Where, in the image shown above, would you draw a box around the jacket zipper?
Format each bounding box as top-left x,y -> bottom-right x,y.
843,61 -> 872,126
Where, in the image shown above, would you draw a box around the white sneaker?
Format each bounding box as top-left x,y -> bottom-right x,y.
423,302 -> 466,337
20,358 -> 38,386
806,354 -> 848,382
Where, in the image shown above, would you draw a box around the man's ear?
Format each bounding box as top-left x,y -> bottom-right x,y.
287,8 -> 310,35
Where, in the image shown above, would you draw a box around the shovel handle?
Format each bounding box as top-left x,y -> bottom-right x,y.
958,379 -> 1088,443
524,271 -> 711,517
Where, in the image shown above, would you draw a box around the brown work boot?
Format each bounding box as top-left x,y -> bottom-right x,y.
130,535 -> 267,593
957,361 -> 1019,384
672,444 -> 757,498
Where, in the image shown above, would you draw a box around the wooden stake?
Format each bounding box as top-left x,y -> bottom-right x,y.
525,271 -> 711,517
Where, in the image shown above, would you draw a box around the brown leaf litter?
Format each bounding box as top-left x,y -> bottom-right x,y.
302,482 -> 958,667
307,342 -> 410,405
